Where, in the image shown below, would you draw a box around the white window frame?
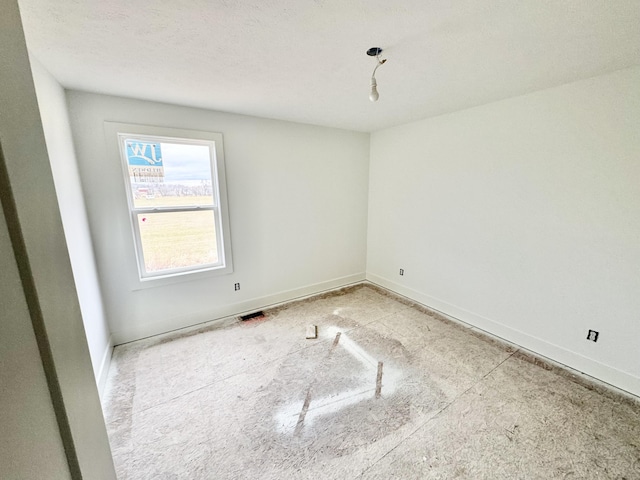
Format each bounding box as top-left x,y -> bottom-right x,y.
105,122 -> 233,287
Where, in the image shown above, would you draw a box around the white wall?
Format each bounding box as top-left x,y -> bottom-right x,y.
368,66 -> 640,397
1,1 -> 116,477
30,58 -> 113,392
67,92 -> 370,343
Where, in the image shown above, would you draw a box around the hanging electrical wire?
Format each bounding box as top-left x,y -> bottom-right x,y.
367,47 -> 387,102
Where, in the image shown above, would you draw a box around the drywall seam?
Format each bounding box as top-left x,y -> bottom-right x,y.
366,273 -> 640,398
112,272 -> 366,344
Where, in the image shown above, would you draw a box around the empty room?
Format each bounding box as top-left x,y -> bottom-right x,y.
1,1 -> 639,479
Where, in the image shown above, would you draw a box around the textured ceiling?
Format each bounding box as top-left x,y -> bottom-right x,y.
18,0 -> 640,132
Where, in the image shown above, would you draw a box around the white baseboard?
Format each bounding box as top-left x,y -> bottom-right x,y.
97,335 -> 113,399
366,273 -> 640,398
112,273 -> 366,345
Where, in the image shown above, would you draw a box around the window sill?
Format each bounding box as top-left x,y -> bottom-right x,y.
131,263 -> 233,290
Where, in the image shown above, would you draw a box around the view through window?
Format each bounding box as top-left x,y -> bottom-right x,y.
117,131 -> 230,279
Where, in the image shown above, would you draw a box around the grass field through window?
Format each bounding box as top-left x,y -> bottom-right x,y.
135,195 -> 218,273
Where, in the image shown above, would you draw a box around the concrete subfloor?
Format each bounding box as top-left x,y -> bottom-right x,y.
103,284 -> 640,479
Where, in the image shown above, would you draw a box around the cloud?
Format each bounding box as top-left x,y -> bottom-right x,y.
160,142 -> 213,183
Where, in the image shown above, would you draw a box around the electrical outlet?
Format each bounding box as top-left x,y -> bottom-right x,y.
234,283 -> 240,291
399,268 -> 404,276
587,330 -> 599,342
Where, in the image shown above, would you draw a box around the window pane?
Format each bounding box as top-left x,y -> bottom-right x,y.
125,140 -> 215,209
137,210 -> 219,274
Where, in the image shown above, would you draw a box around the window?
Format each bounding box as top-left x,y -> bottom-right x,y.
107,123 -> 232,282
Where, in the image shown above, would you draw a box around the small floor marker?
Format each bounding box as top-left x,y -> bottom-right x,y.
306,325 -> 318,339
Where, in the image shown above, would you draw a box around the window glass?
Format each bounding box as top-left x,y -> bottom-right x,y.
125,141 -> 215,209
137,210 -> 218,273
